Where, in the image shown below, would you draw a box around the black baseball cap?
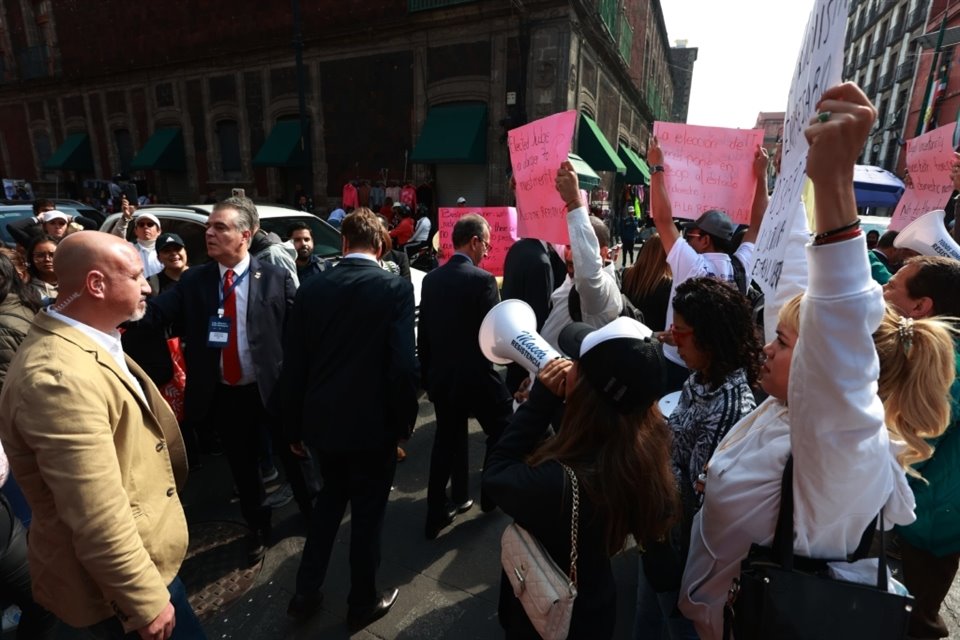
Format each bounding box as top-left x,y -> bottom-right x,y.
156,232 -> 185,251
558,318 -> 665,414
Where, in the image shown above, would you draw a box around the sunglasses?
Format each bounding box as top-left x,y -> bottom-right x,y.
136,220 -> 157,228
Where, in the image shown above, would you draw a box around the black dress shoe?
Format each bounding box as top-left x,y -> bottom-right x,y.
451,499 -> 474,514
347,588 -> 399,632
247,524 -> 271,565
424,506 -> 457,540
287,591 -> 324,620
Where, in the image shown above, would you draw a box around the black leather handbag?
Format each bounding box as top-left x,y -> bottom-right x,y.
723,456 -> 913,640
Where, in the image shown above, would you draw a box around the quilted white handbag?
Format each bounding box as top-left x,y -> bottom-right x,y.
500,463 -> 579,640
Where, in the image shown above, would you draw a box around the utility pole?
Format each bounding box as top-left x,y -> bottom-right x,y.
292,0 -> 314,201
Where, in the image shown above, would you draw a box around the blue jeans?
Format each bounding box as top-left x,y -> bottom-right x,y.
65,577 -> 206,639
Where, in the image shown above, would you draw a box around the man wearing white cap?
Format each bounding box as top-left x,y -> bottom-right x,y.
110,198 -> 163,277
456,196 -> 467,207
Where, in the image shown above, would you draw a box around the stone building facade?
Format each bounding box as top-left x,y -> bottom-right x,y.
0,0 -> 688,209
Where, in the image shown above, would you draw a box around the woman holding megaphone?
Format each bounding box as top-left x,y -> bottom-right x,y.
483,316 -> 678,639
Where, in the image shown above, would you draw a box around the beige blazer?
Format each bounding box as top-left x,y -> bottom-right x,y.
0,311 -> 189,631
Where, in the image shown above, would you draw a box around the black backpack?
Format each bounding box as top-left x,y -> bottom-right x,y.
568,284 -> 645,324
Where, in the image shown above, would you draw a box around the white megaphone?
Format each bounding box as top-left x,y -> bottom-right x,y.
894,210 -> 960,260
479,299 -> 563,374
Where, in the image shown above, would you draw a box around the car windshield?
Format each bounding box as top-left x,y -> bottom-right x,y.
261,217 -> 341,258
0,208 -> 36,246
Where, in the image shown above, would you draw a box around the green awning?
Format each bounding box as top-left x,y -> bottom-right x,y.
131,127 -> 185,171
577,114 -> 626,174
568,153 -> 600,189
44,133 -> 93,171
253,121 -> 304,168
410,103 -> 487,164
618,146 -> 650,184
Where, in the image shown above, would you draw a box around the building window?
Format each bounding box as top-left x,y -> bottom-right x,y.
216,119 -> 242,178
114,129 -> 134,174
33,130 -> 52,170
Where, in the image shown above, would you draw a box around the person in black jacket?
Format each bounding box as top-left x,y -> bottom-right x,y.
418,214 -> 513,538
483,317 -> 678,639
281,208 -> 419,631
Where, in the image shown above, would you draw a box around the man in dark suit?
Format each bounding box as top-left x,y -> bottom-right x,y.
282,208 -> 418,631
144,196 -> 297,564
500,237 -> 567,394
418,214 -> 514,539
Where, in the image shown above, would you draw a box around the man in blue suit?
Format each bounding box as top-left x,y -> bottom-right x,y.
418,214 -> 513,539
144,197 -> 297,565
282,208 -> 419,631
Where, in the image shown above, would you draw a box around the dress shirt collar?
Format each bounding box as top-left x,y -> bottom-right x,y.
343,252 -> 379,263
218,253 -> 251,278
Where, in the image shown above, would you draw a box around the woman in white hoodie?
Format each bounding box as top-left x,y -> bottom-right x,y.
679,82 -> 958,640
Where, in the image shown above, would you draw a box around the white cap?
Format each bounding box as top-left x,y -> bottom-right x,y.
579,316 -> 653,356
40,210 -> 70,223
134,212 -> 161,229
457,196 -> 467,204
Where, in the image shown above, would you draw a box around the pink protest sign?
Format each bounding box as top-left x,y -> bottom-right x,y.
891,122 -> 956,231
437,207 -> 518,277
651,122 -> 764,224
508,111 -> 577,244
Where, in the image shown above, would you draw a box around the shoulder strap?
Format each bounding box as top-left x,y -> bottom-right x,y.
567,286 -> 582,323
730,255 -> 748,295
559,462 -> 580,587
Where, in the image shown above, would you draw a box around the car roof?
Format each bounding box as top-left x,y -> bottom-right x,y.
136,203 -> 316,220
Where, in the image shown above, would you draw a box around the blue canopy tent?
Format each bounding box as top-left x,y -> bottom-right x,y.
853,164 -> 904,208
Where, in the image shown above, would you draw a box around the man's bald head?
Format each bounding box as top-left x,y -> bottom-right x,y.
53,232 -> 149,331
55,232 -> 137,294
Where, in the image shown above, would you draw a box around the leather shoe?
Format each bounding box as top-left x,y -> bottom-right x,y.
424,506 -> 457,540
247,524 -> 271,565
347,588 -> 398,632
287,591 -> 323,620
450,499 -> 474,514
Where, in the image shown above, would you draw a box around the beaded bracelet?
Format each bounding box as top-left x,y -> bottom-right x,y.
814,227 -> 862,246
813,219 -> 860,245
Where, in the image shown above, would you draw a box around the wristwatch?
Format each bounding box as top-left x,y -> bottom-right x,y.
651,165 -> 665,174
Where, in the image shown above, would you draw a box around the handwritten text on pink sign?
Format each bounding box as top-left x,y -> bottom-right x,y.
891,122 -> 956,231
652,122 -> 763,224
508,111 -> 577,245
437,207 -> 517,277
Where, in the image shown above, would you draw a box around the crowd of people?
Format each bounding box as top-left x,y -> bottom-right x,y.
0,80 -> 958,640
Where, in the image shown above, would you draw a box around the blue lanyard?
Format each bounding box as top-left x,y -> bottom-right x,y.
218,268 -> 249,316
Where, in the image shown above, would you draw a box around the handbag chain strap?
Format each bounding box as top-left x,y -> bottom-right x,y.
559,462 -> 580,587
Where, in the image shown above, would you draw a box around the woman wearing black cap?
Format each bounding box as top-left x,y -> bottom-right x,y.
483,317 -> 678,639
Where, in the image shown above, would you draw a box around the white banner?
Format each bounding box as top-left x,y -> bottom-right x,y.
751,0 -> 849,295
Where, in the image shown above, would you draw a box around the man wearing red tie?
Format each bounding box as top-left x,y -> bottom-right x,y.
144,197 -> 297,564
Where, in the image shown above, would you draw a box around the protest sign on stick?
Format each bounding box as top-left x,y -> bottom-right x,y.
651,122 -> 764,224
751,0 -> 849,296
508,111 -> 578,245
890,122 -> 956,231
437,207 -> 518,277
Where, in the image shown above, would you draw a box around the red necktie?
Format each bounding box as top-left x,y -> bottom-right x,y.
222,269 -> 242,384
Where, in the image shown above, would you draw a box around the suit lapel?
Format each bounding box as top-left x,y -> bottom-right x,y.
245,256 -> 263,323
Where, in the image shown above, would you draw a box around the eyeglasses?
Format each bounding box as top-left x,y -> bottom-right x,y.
475,236 -> 492,253
669,323 -> 694,344
684,230 -> 703,240
136,220 -> 157,228
33,252 -> 56,260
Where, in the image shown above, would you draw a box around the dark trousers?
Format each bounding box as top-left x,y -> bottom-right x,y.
295,443 -> 396,607
621,240 -> 636,266
0,496 -> 57,639
427,393 -> 511,515
211,384 -> 270,533
900,538 -> 960,639
69,577 -> 205,639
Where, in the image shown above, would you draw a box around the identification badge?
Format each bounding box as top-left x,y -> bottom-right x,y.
208,316 -> 232,347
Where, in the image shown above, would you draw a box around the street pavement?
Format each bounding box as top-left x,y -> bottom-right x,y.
180,394 -> 640,639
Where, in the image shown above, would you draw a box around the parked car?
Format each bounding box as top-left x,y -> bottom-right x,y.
100,203 -> 424,307
0,201 -> 109,248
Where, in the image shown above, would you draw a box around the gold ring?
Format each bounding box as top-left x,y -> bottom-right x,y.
817,111 -> 831,123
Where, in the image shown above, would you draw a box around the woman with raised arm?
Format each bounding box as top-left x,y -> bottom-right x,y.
678,82 -> 958,640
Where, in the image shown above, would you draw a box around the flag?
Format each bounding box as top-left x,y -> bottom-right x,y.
923,61 -> 950,134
